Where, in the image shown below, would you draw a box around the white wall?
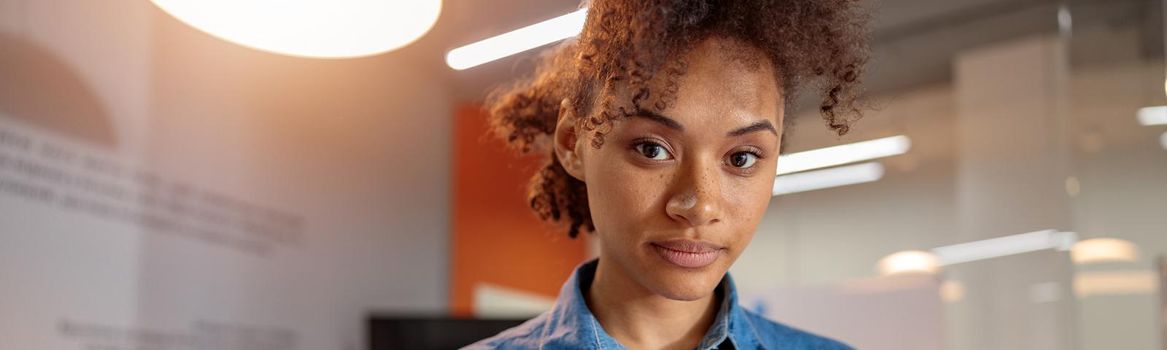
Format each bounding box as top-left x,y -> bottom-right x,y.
0,1 -> 451,349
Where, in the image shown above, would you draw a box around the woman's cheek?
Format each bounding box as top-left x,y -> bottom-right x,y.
607,171 -> 663,232
724,174 -> 769,240
587,153 -> 650,235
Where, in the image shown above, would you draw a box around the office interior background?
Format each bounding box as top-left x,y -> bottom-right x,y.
1,0 -> 1165,349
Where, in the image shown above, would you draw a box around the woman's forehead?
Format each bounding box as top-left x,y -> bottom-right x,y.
661,37 -> 783,127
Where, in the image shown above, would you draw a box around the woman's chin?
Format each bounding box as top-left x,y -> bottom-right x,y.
643,271 -> 723,301
659,289 -> 712,301
623,252 -> 729,301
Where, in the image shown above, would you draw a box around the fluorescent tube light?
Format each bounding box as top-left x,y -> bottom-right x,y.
776,135 -> 911,175
1137,106 -> 1167,126
771,162 -> 884,196
930,230 -> 1078,266
446,9 -> 588,70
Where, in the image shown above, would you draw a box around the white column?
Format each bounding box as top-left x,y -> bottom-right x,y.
949,34 -> 1076,350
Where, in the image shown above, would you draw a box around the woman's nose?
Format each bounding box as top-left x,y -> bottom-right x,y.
665,162 -> 722,227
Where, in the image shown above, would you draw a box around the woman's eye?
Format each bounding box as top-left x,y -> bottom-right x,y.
728,151 -> 758,169
635,142 -> 671,161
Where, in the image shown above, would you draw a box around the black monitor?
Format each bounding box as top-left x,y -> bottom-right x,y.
368,315 -> 528,350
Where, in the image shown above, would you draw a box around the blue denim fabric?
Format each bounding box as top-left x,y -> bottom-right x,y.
464,259 -> 852,350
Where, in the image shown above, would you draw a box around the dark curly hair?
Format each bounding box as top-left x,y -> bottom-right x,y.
487,0 -> 869,238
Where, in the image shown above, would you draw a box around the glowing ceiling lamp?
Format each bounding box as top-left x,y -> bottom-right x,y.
940,280 -> 965,303
1075,270 -> 1156,297
150,0 -> 442,59
877,250 -> 941,276
1071,238 -> 1139,264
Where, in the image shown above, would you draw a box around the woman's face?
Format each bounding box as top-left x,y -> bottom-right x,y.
574,37 -> 783,301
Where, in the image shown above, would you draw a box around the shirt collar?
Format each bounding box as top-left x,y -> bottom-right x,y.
540,259 -> 764,350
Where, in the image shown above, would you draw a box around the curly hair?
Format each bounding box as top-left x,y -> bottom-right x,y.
487,0 -> 869,238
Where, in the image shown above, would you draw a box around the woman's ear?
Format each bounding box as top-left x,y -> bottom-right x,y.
554,98 -> 587,182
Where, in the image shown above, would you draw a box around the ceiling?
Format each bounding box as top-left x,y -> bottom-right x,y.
392,0 -> 1156,106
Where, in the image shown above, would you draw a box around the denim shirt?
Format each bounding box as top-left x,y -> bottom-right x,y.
465,259 -> 852,350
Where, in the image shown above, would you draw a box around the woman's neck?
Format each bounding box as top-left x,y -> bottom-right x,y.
585,257 -> 720,350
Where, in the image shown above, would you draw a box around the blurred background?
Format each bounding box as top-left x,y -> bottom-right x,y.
0,0 -> 1164,349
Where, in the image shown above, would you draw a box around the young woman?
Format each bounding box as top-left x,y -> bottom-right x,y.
468,0 -> 868,349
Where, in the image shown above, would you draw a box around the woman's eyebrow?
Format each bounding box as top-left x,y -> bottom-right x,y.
632,110 -> 776,137
633,110 -> 685,131
728,120 -> 778,137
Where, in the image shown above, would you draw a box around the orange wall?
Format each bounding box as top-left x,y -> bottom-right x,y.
450,104 -> 588,317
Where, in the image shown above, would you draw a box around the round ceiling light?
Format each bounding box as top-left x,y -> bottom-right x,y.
150,0 -> 442,59
877,250 -> 941,276
1071,238 -> 1139,264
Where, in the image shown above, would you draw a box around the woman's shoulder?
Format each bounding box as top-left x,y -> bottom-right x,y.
739,308 -> 854,350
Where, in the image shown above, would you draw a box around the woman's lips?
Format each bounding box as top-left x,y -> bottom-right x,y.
650,239 -> 724,268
